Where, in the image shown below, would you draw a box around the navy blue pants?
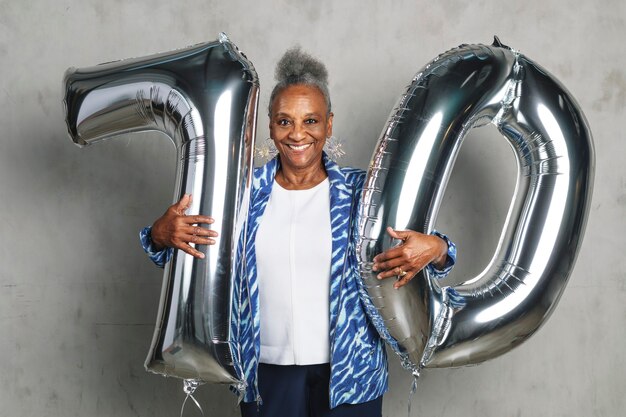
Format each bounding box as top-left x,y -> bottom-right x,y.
240,363 -> 383,417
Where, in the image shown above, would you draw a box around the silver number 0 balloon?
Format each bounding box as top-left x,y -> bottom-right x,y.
63,34 -> 259,386
357,38 -> 594,372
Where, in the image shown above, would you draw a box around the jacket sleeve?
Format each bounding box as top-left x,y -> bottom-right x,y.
425,230 -> 456,279
139,226 -> 173,268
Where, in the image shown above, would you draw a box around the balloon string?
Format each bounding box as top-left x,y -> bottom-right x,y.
180,379 -> 205,417
407,370 -> 420,417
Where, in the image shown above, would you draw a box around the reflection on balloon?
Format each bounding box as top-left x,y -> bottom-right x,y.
357,37 -> 594,373
63,33 -> 259,388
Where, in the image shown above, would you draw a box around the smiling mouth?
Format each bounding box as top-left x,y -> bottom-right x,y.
287,143 -> 312,151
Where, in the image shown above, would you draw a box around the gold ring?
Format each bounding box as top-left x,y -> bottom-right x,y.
398,268 -> 407,277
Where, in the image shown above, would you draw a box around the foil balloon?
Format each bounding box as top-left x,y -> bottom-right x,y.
357,37 -> 594,373
63,33 -> 259,387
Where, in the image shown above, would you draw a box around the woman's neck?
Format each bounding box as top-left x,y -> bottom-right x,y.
275,162 -> 327,190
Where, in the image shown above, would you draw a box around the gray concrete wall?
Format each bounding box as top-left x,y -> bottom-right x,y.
1,0 -> 624,416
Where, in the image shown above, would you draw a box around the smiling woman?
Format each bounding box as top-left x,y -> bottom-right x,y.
268,48 -> 334,190
143,47 -> 456,417
270,84 -> 333,189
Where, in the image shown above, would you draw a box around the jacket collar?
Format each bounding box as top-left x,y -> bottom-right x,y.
255,152 -> 349,196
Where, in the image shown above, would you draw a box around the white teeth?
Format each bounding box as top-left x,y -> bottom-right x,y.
288,143 -> 311,151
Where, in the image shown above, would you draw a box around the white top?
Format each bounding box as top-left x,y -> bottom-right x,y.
255,178 -> 333,365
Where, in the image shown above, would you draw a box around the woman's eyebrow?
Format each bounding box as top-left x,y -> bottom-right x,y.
273,112 -> 321,118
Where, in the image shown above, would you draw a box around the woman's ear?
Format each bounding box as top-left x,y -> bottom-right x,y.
326,112 -> 334,137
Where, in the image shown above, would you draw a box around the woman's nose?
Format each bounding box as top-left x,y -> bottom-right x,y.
289,122 -> 306,141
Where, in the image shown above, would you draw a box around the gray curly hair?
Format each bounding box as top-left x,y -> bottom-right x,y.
268,47 -> 332,116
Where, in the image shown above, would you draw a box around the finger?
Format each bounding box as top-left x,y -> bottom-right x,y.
380,253 -> 430,278
386,226 -> 409,242
373,245 -> 406,264
377,264 -> 409,280
173,225 -> 217,240
178,233 -> 217,246
394,270 -> 416,289
174,194 -> 192,215
182,225 -> 218,237
373,243 -> 414,272
373,255 -> 405,274
177,244 -> 204,259
177,193 -> 191,209
372,229 -> 410,266
181,215 -> 216,226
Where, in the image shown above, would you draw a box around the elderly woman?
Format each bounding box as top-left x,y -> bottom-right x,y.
141,48 -> 455,417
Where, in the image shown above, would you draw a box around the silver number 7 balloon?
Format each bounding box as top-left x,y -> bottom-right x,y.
63,33 -> 259,386
357,38 -> 594,373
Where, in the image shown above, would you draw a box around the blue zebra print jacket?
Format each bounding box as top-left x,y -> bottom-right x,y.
140,153 -> 456,408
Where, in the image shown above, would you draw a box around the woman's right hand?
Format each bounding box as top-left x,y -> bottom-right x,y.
150,194 -> 218,259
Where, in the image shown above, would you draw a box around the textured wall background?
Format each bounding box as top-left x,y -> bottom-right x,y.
1,1 -> 624,416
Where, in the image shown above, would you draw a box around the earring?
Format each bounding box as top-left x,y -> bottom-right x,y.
255,137 -> 278,162
324,135 -> 346,161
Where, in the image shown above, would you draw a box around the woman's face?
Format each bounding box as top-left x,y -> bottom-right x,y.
269,84 -> 333,174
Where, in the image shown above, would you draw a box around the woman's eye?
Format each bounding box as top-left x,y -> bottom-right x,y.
277,119 -> 290,126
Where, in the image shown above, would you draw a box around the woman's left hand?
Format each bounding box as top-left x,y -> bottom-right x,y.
372,227 -> 448,289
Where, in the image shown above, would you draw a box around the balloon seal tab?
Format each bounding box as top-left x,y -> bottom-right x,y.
492,35 -> 511,50
407,370 -> 420,417
235,381 -> 248,405
218,32 -> 229,44
180,379 -> 205,417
